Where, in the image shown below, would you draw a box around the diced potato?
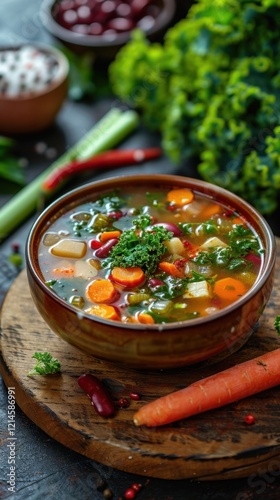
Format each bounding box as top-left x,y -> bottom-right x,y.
183,280 -> 212,299
51,239 -> 87,259
74,260 -> 98,279
43,232 -> 60,247
164,237 -> 185,255
200,237 -> 228,249
88,258 -> 101,271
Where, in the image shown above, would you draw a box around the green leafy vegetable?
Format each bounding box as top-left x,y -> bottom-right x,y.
152,275 -> 189,299
109,1 -> 280,214
27,352 -> 61,376
103,218 -> 172,275
274,315 -> 280,335
193,224 -> 260,270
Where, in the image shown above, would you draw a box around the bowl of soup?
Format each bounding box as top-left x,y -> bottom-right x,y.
26,174 -> 276,369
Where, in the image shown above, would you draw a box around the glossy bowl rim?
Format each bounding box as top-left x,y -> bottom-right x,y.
40,0 -> 177,48
26,173 -> 276,332
0,43 -> 69,102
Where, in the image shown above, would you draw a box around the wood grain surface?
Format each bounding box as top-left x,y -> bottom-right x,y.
0,240 -> 280,481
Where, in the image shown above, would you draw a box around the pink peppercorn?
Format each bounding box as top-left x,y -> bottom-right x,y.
244,414 -> 255,425
124,488 -> 136,499
118,397 -> 129,408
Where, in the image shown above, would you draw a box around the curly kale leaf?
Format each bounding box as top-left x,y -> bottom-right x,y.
109,1 -> 280,214
103,224 -> 172,275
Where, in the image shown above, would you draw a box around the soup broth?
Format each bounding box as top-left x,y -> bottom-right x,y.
38,185 -> 263,324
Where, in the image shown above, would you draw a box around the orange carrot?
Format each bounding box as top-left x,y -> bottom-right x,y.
167,188 -> 194,206
86,279 -> 118,304
232,216 -> 245,226
137,312 -> 155,324
100,230 -> 121,242
110,266 -> 145,288
201,203 -> 222,219
158,261 -> 184,278
133,349 -> 280,427
214,277 -> 246,303
85,304 -> 120,321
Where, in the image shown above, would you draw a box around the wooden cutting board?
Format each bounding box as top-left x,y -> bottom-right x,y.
1,239 -> 280,481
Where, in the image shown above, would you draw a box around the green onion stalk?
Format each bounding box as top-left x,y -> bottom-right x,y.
0,108 -> 139,241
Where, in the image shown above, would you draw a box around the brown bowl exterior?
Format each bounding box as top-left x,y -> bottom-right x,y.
0,45 -> 68,134
26,174 -> 276,369
41,0 -> 176,58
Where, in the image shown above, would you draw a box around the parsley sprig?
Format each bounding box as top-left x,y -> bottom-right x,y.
27,352 -> 61,376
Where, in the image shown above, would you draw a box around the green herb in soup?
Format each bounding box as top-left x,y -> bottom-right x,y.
38,186 -> 263,325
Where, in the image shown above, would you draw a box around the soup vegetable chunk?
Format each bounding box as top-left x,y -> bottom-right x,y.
38,186 -> 263,324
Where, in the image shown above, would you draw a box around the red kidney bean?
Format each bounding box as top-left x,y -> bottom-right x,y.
152,222 -> 182,236
116,3 -> 132,17
130,0 -> 151,18
137,15 -> 155,30
95,237 -> 119,258
148,278 -> 165,288
78,374 -> 115,417
88,22 -> 103,35
89,238 -> 102,250
107,210 -> 124,220
108,17 -> 136,32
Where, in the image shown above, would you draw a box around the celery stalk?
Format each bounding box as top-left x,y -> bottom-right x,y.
0,108 -> 139,241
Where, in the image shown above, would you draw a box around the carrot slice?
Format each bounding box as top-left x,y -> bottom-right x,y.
201,203 -> 222,219
213,277 -> 246,302
100,230 -> 121,242
133,348 -> 280,427
137,312 -> 155,324
86,279 -> 118,303
110,266 -> 145,288
85,304 -> 120,321
231,216 -> 245,226
158,261 -> 184,278
167,188 -> 194,206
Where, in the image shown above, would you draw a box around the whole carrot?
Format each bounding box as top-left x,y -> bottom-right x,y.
133,349 -> 280,427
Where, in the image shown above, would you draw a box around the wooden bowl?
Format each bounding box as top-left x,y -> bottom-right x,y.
25,174 -> 276,369
40,0 -> 176,58
0,44 -> 68,135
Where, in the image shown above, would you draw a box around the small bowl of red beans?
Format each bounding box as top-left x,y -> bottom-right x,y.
41,0 -> 176,57
0,43 -> 68,135
26,174 -> 276,370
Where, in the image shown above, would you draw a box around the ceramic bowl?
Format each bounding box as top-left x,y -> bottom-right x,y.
26,174 -> 276,370
0,44 -> 68,135
40,0 -> 176,58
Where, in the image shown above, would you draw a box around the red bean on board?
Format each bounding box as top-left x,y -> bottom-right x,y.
95,237 -> 119,258
78,374 -> 115,417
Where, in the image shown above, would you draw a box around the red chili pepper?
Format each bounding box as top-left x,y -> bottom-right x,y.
42,148 -> 162,192
78,373 -> 115,418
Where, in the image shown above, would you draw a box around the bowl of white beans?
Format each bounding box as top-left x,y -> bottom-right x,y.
0,43 -> 69,135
